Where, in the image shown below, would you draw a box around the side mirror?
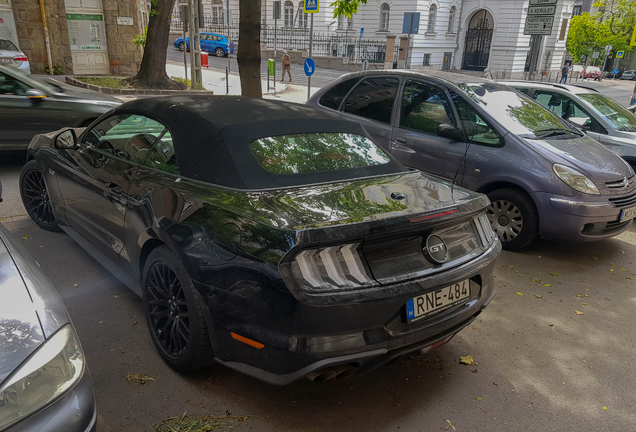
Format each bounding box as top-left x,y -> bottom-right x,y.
437,123 -> 464,142
53,128 -> 77,149
25,89 -> 47,99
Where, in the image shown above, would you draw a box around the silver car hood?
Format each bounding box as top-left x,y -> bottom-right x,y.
523,134 -> 633,183
0,224 -> 68,384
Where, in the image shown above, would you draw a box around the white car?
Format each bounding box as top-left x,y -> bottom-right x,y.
0,39 -> 30,74
620,70 -> 636,80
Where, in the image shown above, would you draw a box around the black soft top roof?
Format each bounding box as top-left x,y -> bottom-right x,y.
113,96 -> 404,189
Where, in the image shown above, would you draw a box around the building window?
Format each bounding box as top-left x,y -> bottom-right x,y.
380,4 -> 390,31
572,5 -> 582,16
448,6 -> 456,33
212,0 -> 224,25
338,15 -> 353,30
298,3 -> 307,27
423,53 -> 431,66
427,4 -> 437,33
284,1 -> 294,27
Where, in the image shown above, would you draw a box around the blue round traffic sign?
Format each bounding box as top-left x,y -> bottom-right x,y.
304,57 -> 315,76
614,68 -> 619,74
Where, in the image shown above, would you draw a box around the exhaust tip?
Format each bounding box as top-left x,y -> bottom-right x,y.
305,367 -> 337,382
332,363 -> 357,380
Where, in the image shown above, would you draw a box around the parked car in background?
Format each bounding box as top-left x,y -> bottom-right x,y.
581,66 -> 602,80
0,182 -> 97,432
308,70 -> 636,251
0,64 -> 120,151
571,65 -> 584,79
620,70 -> 636,80
20,96 -> 500,384
0,39 -> 30,74
173,33 -> 234,57
501,81 -> 636,171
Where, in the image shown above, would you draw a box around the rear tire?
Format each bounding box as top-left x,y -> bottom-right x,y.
142,246 -> 214,372
20,160 -> 62,232
178,41 -> 185,51
215,47 -> 225,57
486,188 -> 539,251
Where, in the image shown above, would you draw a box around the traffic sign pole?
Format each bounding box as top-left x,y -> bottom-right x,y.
307,12 -> 314,100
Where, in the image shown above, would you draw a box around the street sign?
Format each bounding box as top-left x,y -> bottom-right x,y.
304,57 -> 315,76
273,1 -> 280,19
592,51 -> 600,59
528,5 -> 556,15
360,28 -> 364,38
617,50 -> 625,58
614,68 -> 619,74
524,15 -> 554,35
402,12 -> 420,34
303,0 -> 319,14
605,44 -> 613,54
529,0 -> 557,4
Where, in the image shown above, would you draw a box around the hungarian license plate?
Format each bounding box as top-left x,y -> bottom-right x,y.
406,279 -> 470,323
0,58 -> 13,64
620,205 -> 636,222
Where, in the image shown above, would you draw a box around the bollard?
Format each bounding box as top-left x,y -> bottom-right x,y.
631,83 -> 636,105
201,51 -> 209,68
226,67 -> 229,95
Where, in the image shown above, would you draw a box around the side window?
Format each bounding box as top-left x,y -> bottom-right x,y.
533,91 -> 566,117
343,77 -> 400,124
82,114 -> 168,163
400,80 -> 455,136
534,91 -> 604,133
516,88 -> 531,96
0,72 -> 30,96
143,131 -> 180,174
449,91 -> 502,146
318,77 -> 359,110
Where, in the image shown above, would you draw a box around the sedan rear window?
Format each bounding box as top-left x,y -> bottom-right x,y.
0,39 -> 18,51
250,133 -> 390,174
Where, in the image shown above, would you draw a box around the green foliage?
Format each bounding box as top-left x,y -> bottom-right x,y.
132,27 -> 148,47
330,0 -> 367,18
149,0 -> 159,17
170,76 -> 191,86
566,0 -> 636,64
75,76 -> 131,89
44,64 -> 64,75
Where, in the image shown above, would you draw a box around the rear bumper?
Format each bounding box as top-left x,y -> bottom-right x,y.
197,240 -> 500,385
532,191 -> 634,241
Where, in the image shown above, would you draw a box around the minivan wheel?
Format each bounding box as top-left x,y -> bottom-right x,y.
142,246 -> 214,372
20,160 -> 62,232
486,188 -> 539,251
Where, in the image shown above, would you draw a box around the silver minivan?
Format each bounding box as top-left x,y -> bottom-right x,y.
502,82 -> 636,171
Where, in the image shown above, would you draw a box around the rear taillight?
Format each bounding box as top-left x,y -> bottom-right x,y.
289,243 -> 378,292
473,213 -> 496,248
14,56 -> 28,62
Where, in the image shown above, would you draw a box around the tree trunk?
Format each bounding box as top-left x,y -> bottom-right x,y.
238,0 -> 262,98
129,0 -> 186,90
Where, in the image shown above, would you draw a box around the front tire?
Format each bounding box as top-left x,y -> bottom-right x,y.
178,41 -> 185,51
20,160 -> 61,232
486,188 -> 539,251
215,47 -> 225,57
142,246 -> 214,372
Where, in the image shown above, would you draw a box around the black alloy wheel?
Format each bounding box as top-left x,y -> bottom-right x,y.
178,41 -> 185,51
20,160 -> 61,232
486,188 -> 539,251
215,47 -> 225,57
142,246 -> 213,372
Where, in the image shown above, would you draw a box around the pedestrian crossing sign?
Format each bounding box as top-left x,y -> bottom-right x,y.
617,50 -> 624,59
304,0 -> 319,13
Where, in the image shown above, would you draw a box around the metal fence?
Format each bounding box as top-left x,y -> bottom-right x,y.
170,17 -> 387,63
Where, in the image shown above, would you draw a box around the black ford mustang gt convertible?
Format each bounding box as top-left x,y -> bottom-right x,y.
20,96 -> 500,384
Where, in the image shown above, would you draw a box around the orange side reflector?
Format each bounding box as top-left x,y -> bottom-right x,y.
230,332 -> 265,349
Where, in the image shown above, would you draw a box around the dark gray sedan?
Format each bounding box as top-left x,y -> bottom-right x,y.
0,184 -> 96,431
0,64 -> 120,151
308,70 -> 636,250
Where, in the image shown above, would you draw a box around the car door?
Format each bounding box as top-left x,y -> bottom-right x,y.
390,79 -> 467,181
55,113 -> 166,263
0,70 -> 87,148
340,76 -> 401,153
199,34 -> 211,52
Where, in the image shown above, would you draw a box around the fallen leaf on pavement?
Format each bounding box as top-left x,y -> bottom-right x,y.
535,294 -> 542,298
576,294 -> 585,298
550,272 -> 558,276
475,397 -> 483,400
126,373 -> 155,385
22,235 -> 29,240
545,284 -> 551,287
517,292 -> 523,296
603,406 -> 607,410
575,310 -> 584,315
460,355 -> 474,365
446,419 -> 456,431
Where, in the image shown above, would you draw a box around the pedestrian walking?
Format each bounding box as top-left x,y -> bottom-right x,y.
559,64 -> 570,83
281,51 -> 292,82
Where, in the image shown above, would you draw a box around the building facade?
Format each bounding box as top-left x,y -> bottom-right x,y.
1,0 -> 143,75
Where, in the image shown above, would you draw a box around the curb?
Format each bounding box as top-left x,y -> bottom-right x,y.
65,76 -> 212,96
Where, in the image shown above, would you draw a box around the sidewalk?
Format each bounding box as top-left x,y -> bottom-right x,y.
165,61 -> 320,103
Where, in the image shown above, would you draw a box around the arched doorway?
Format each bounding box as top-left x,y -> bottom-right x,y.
462,10 -> 494,71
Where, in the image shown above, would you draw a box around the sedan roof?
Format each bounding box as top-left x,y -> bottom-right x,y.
498,80 -> 599,95
114,96 -> 402,189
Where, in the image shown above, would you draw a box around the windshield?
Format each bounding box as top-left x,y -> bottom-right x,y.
0,39 -> 18,51
456,83 -> 572,137
250,133 -> 391,175
578,93 -> 636,132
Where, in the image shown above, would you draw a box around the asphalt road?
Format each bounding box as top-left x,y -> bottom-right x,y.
1,78 -> 636,431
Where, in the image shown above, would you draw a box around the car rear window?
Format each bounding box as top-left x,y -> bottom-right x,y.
0,39 -> 18,51
250,133 -> 390,174
579,93 -> 636,132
